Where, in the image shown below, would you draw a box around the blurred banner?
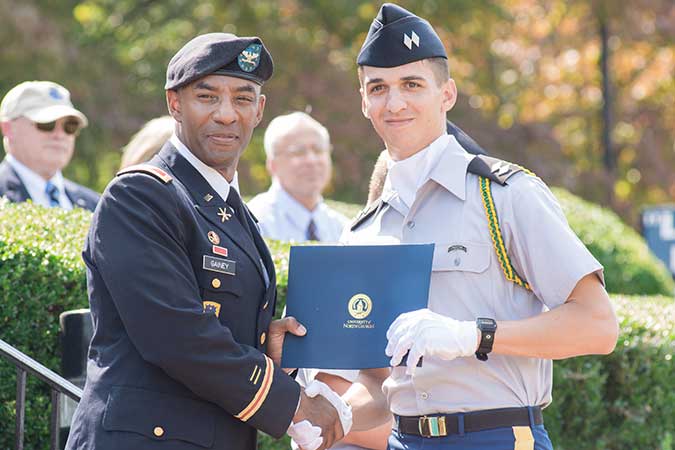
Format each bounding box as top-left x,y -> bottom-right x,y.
642,206 -> 675,278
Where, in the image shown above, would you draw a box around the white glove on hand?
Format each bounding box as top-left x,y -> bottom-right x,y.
305,380 -> 353,437
386,308 -> 479,375
289,380 -> 353,450
289,420 -> 323,450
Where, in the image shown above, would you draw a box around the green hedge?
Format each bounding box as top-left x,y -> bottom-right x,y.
1,197 -> 674,450
552,188 -> 674,297
0,200 -> 90,450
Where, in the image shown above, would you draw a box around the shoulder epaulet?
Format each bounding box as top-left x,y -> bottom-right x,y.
467,155 -> 529,186
116,164 -> 173,184
349,198 -> 385,231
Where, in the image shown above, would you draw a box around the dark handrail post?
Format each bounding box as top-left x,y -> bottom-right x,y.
16,367 -> 26,450
51,390 -> 60,450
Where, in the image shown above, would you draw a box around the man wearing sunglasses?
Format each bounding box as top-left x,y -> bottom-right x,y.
0,80 -> 100,211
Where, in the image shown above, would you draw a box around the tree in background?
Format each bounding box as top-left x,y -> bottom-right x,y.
1,0 -> 673,225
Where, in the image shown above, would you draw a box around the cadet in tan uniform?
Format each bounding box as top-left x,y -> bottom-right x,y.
341,4 -> 619,450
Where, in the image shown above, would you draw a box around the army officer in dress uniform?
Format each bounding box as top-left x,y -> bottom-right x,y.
341,4 -> 619,450
65,33 -> 342,450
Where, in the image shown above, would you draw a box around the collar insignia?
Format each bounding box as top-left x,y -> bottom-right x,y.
217,207 -> 232,222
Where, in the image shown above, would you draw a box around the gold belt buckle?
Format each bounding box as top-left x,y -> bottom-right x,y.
418,416 -> 447,438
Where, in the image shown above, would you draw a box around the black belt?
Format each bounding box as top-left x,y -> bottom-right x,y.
395,406 -> 543,438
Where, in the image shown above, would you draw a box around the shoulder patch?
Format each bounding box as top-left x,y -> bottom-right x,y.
350,198 -> 385,231
467,155 -> 529,186
116,164 -> 173,184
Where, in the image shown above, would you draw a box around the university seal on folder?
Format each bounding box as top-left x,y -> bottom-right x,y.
281,244 -> 434,369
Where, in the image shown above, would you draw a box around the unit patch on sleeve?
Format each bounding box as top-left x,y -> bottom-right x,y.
203,301 -> 221,318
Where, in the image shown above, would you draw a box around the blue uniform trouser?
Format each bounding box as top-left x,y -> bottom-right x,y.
388,408 -> 554,450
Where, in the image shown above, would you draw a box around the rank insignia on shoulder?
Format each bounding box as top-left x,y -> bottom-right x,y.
350,198 -> 385,231
203,301 -> 221,318
116,164 -> 173,184
467,155 -> 523,186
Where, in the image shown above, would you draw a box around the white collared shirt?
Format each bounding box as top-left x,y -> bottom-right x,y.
247,181 -> 348,242
170,134 -> 240,202
6,154 -> 73,210
383,133 -> 450,211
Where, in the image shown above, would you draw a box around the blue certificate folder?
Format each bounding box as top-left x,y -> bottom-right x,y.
281,244 -> 434,369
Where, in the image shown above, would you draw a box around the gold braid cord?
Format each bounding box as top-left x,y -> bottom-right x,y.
479,176 -> 532,291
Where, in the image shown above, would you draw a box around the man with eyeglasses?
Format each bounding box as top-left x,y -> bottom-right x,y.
0,81 -> 99,211
249,112 -> 348,242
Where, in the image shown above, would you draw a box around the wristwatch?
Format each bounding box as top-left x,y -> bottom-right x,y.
475,318 -> 497,361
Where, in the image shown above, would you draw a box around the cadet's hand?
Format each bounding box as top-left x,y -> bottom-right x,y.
266,316 -> 306,368
293,390 -> 344,450
386,308 -> 479,375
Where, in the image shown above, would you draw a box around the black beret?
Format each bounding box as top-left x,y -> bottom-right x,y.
165,33 -> 273,90
357,3 -> 447,68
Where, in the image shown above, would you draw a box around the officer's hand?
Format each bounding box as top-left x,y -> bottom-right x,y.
266,316 -> 306,367
386,308 -> 479,375
293,390 -> 344,450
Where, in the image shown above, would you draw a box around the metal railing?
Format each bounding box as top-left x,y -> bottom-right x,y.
0,338 -> 82,450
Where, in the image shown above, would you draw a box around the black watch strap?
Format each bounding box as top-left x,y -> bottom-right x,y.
475,318 -> 497,361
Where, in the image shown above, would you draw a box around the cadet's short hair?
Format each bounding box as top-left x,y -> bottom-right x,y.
357,57 -> 450,88
263,112 -> 330,160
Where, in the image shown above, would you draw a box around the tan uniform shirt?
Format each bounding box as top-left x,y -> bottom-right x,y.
342,137 -> 603,415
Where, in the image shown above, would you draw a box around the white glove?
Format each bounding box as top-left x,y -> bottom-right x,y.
385,308 -> 479,375
289,420 -> 323,450
305,380 -> 353,437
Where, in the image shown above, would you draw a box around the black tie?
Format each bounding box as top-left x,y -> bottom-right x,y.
226,188 -> 253,239
306,219 -> 319,241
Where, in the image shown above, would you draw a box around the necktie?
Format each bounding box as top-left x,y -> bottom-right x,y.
226,188 -> 253,239
45,181 -> 60,207
226,188 -> 270,288
306,219 -> 319,241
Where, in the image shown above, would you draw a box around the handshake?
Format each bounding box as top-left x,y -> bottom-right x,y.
288,379 -> 352,450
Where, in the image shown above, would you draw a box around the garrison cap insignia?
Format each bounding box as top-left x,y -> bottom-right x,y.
217,207 -> 232,222
403,31 -> 420,50
203,300 -> 221,318
238,44 -> 262,72
207,231 -> 220,245
204,193 -> 214,202
212,245 -> 228,257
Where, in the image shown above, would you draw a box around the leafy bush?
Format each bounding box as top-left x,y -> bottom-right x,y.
553,188 -> 674,297
0,199 -> 90,449
545,295 -> 675,450
1,196 -> 674,450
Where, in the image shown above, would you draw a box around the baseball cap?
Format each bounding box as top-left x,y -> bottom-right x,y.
0,81 -> 88,127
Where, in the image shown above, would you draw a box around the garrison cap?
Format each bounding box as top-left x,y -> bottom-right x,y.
165,33 -> 273,90
357,3 -> 447,68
